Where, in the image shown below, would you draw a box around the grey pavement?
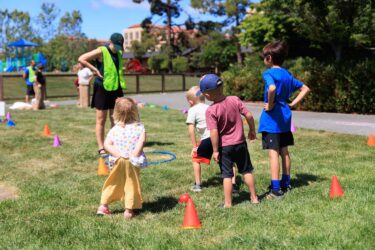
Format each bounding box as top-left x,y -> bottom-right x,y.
6,92 -> 374,136
130,92 -> 375,136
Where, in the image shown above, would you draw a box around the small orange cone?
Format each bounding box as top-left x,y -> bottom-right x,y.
179,194 -> 201,229
367,134 -> 375,146
329,176 -> 344,198
97,158 -> 109,175
43,124 -> 51,136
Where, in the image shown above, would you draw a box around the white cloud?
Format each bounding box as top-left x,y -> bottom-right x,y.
184,6 -> 202,17
101,0 -> 149,9
91,0 -> 100,9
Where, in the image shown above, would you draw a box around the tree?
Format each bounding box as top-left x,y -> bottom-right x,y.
36,2 -> 60,41
240,0 -> 374,63
58,10 -> 84,37
191,0 -> 252,64
192,32 -> 236,73
133,0 -> 184,72
0,9 -> 34,58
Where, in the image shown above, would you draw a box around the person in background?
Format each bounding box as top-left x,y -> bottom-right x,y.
23,60 -> 36,103
33,63 -> 46,110
78,33 -> 126,156
77,62 -> 93,107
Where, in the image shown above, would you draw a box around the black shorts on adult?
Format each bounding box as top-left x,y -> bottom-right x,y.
262,131 -> 294,150
91,83 -> 123,110
219,142 -> 254,178
26,85 -> 35,96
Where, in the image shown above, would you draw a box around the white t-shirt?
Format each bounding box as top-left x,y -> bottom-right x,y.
186,103 -> 210,140
106,122 -> 147,168
77,67 -> 93,85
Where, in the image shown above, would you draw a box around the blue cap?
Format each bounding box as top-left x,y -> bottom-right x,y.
196,74 -> 223,96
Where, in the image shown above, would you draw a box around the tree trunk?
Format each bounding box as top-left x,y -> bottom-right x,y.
166,0 -> 173,73
234,13 -> 243,64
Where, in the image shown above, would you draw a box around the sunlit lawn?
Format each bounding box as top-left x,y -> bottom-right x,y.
0,104 -> 374,249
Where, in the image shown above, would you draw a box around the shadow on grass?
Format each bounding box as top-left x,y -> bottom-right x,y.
110,196 -> 178,215
142,196 -> 178,213
204,175 -> 222,188
145,141 -> 175,147
235,172 -> 322,203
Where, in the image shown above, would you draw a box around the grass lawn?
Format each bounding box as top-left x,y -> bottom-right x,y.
2,75 -> 199,100
0,105 -> 374,249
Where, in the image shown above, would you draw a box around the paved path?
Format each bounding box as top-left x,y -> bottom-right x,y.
130,92 -> 375,136
6,92 -> 375,136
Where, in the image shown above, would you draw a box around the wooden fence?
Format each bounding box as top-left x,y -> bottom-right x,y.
0,72 -> 200,101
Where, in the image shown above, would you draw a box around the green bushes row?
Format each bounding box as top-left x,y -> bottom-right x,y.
223,55 -> 374,114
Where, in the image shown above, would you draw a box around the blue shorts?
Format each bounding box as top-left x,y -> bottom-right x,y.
219,142 -> 254,178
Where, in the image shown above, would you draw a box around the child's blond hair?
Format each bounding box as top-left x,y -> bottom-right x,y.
113,97 -> 140,124
186,86 -> 205,104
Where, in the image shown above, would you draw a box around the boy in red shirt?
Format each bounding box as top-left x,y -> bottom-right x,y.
198,74 -> 259,208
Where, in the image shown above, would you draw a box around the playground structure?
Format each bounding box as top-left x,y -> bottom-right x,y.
0,39 -> 47,72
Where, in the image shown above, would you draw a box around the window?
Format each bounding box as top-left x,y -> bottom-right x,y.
129,32 -> 133,40
135,32 -> 139,39
124,33 -> 128,40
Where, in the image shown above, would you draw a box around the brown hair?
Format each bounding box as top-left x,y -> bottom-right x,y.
113,97 -> 140,124
262,41 -> 288,66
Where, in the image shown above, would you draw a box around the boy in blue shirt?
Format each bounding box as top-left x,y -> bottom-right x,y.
258,41 -> 310,199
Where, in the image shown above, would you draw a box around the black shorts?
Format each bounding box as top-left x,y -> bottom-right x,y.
262,132 -> 294,150
91,83 -> 123,110
192,137 -> 213,165
26,85 -> 35,96
219,142 -> 254,178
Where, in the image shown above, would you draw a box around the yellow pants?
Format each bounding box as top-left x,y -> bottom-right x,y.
100,158 -> 143,209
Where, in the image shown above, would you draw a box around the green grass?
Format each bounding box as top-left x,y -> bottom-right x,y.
2,75 -> 199,100
0,105 -> 374,249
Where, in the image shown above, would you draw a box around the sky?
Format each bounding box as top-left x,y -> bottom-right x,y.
2,0 -> 221,40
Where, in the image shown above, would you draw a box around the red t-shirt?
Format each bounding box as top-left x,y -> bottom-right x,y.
206,96 -> 249,147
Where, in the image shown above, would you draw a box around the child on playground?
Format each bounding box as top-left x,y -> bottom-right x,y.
96,97 -> 147,219
259,41 -> 310,199
186,86 -> 240,192
198,74 -> 259,208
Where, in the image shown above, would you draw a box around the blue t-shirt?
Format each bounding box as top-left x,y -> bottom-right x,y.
258,67 -> 303,133
24,67 -> 35,85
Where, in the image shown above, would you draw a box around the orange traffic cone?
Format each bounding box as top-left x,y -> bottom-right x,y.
43,124 -> 51,136
97,158 -> 109,175
367,134 -> 375,146
179,194 -> 201,229
329,176 -> 344,198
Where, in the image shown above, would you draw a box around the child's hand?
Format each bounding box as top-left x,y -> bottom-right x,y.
191,146 -> 198,157
264,102 -> 274,111
213,152 -> 220,163
248,130 -> 256,141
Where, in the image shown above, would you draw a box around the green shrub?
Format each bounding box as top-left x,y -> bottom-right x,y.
147,53 -> 168,73
335,59 -> 375,114
172,56 -> 189,73
289,57 -> 338,112
222,55 -> 265,101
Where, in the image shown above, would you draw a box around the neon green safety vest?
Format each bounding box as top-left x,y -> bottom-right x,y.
99,46 -> 126,91
27,66 -> 35,83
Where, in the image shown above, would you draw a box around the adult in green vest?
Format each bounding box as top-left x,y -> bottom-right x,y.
78,33 -> 126,155
23,60 -> 36,103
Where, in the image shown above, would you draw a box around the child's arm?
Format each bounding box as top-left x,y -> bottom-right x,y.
187,124 -> 197,147
244,112 -> 256,141
132,131 -> 146,157
104,137 -> 121,158
210,129 -> 220,163
289,85 -> 310,108
264,85 -> 276,111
